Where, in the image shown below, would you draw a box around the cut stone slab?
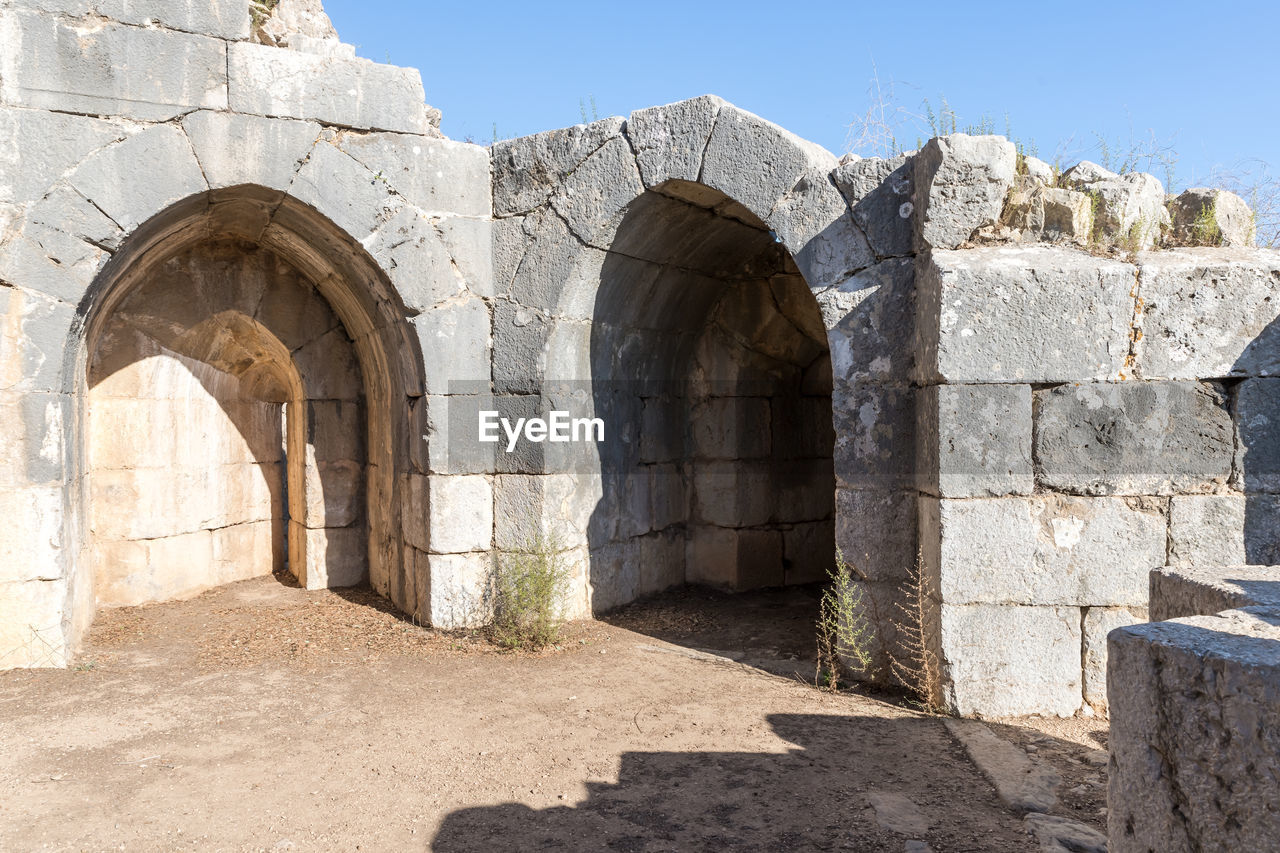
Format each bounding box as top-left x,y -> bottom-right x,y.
0,107 -> 124,206
943,718 -> 1060,813
1168,494 -> 1280,567
866,791 -> 930,836
1170,187 -> 1255,247
491,117 -> 625,217
832,153 -> 914,258
337,132 -> 492,218
1149,565 -> 1280,622
228,41 -> 430,135
0,11 -> 228,121
626,95 -> 724,188
1033,381 -> 1234,495
182,111 -> 319,193
11,0 -> 251,39
1082,606 -> 1145,713
1135,248 -> 1280,379
917,383 -> 1033,498
1023,813 -> 1107,853
913,134 -> 1016,250
918,247 -> 1136,384
1108,608 -> 1280,852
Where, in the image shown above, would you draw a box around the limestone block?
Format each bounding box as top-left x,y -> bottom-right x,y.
414,393 -> 498,476
0,12 -> 227,121
832,154 -> 914,258
1022,156 -> 1054,185
1169,494 -> 1280,567
491,301 -> 549,396
1068,169 -> 1170,250
912,134 -> 1016,250
692,460 -> 775,528
0,578 -> 68,668
823,257 -> 915,383
1082,606 -> 1145,713
1108,608 -> 1280,852
428,474 -> 493,554
498,207 -> 578,312
0,391 -> 67,488
212,520 -> 281,585
918,383 -> 1033,498
435,217 -> 495,300
835,488 -> 916,584
1170,187 -> 1255,247
253,0 -> 340,48
121,529 -> 215,605
1135,248 -> 1280,379
784,520 -> 835,585
639,397 -> 683,464
290,140 -> 396,242
619,468 -> 652,539
770,394 -> 834,461
0,222 -> 107,305
550,135 -> 644,245
291,327 -> 363,401
364,206 -> 462,313
426,552 -> 492,628
627,95 -> 723,187
337,132 -> 491,217
686,525 -> 784,590
771,172 -> 873,291
0,107 -> 124,206
228,42 -> 429,134
690,397 -> 770,460
918,247 -> 1136,384
775,457 -> 836,523
68,124 -> 208,235
0,485 -> 62,583
940,603 -> 1082,717
401,473 -> 430,552
306,399 -> 363,461
182,111 -> 318,192
587,541 -> 639,613
923,495 -> 1163,606
1039,187 -> 1094,243
649,463 -> 686,532
1236,378 -> 1280,492
1060,161 -> 1116,187
27,185 -> 123,251
699,103 -> 837,223
638,529 -> 684,596
292,521 -> 366,589
1150,565 -> 1280,622
493,473 -> 597,551
832,381 -> 915,490
299,460 -> 362,528
411,297 -> 491,395
1034,381 -> 1233,495
11,0 -> 251,39
491,117 -> 625,217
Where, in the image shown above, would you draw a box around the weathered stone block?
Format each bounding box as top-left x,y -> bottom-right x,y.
0,578 -> 68,668
291,522 -> 366,590
638,529 -> 684,595
940,603 -> 1082,717
338,133 -> 492,217
428,475 -> 493,554
783,520 -> 835,585
182,111 -> 318,192
1082,606 -> 1145,714
427,552 -> 492,629
0,12 -> 227,121
835,488 -> 916,583
1236,378 -> 1280,492
550,135 -> 644,246
1150,565 -> 1280,622
923,495 -> 1163,606
699,102 -> 836,223
1170,187 -> 1255,247
913,134 -> 1016,250
435,216 -> 495,299
228,42 -> 429,134
12,0 -> 251,39
0,107 -> 124,206
692,460 -> 775,528
493,473 -> 597,551
832,381 -> 915,490
1168,494 -> 1280,567
686,525 -> 783,590
588,541 -> 639,612
290,140 -> 396,242
1134,248 -> 1280,379
69,123 -> 208,234
1039,187 -> 1094,243
690,397 -> 770,460
367,206 -> 464,313
823,257 -> 915,383
918,383 -> 1033,497
491,117 -> 625,217
919,247 -> 1137,384
1034,381 -> 1233,495
832,154 -> 914,258
491,301 -> 550,396
627,95 -> 723,188
0,486 -> 62,584
1108,608 -> 1280,852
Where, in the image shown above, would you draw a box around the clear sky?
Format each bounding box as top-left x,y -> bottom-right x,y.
325,0 -> 1279,191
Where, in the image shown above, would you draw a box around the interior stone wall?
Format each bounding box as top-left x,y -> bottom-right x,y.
88,239 -> 366,605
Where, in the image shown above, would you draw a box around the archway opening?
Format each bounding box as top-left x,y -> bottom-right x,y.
87,238 -> 367,606
585,181 -> 836,651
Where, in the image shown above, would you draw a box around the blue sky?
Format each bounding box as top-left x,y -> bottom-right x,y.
325,0 -> 1278,190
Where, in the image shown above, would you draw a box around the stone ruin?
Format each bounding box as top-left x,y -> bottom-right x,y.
0,1 -> 1278,846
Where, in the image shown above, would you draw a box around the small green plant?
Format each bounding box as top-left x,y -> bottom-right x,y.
1191,199 -> 1223,245
815,549 -> 874,692
489,532 -> 571,650
579,95 -> 599,124
1086,189 -> 1105,248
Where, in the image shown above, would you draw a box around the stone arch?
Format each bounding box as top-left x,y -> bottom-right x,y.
58,184 -> 427,645
493,97 -> 913,627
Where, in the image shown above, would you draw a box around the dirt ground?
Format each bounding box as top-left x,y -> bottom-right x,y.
0,576 -> 1108,852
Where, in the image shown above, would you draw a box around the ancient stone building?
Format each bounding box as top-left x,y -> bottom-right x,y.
2,0 -> 1279,725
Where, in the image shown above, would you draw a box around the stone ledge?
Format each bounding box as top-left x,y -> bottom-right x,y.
1149,564 -> 1280,621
